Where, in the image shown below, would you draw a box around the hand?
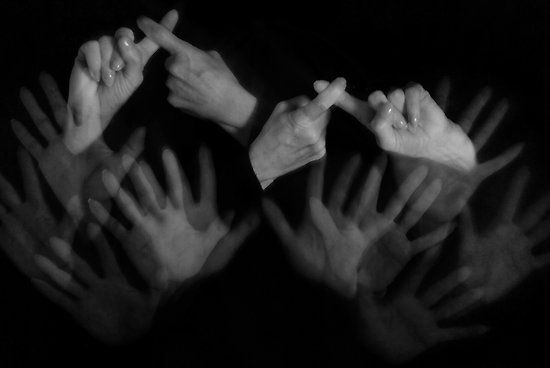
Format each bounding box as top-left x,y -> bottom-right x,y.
314,80 -> 521,175
356,164 -> 454,292
0,149 -> 75,278
89,147 -> 258,294
67,10 -> 178,153
12,73 -> 144,219
263,154 -> 441,297
250,78 -> 346,188
137,15 -> 257,134
32,224 -> 160,345
457,169 -> 550,303
389,79 -> 524,222
358,247 -> 487,364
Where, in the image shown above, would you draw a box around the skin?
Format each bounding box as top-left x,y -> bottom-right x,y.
249,78 -> 346,189
136,15 -> 257,139
89,147 -> 258,295
0,149 -> 75,278
358,246 -> 488,364
12,73 -> 144,220
458,168 -> 550,304
32,225 -> 161,345
263,154 -> 449,297
315,79 -> 523,222
67,10 -> 179,154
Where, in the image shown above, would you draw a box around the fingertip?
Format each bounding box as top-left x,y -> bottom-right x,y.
333,76 -> 347,88
313,80 -> 330,93
102,170 -> 119,195
38,71 -> 52,86
19,86 -> 30,100
110,58 -> 124,72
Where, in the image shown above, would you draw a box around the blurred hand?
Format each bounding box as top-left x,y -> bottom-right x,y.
0,149 -> 75,278
458,169 -> 550,303
89,147 -> 258,294
32,224 -> 160,345
250,78 -> 346,188
137,15 -> 257,134
67,10 -> 178,153
358,247 -> 487,364
12,73 -> 144,220
390,78 -> 523,222
263,154 -> 444,297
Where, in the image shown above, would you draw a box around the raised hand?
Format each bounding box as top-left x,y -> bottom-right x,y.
67,10 -> 178,153
358,247 -> 487,364
0,149 -> 75,278
136,15 -> 257,135
458,169 -> 550,304
392,79 -> 523,222
249,78 -> 346,188
32,224 -> 160,345
89,147 -> 258,294
12,73 -> 144,220
263,153 -> 445,297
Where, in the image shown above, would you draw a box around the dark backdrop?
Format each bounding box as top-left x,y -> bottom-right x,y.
0,0 -> 549,367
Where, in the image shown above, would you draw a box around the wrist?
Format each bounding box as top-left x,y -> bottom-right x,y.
249,144 -> 276,189
220,86 -> 257,129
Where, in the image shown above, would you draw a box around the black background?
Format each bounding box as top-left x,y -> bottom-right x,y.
0,0 -> 549,366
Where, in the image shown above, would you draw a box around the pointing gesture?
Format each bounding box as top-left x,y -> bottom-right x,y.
137,16 -> 259,135
250,78 -> 346,188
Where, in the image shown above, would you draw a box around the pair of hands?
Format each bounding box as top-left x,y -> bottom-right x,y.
12,73 -> 144,220
31,146 -> 259,344
263,154 -> 450,297
11,9 -> 179,218
88,147 -> 258,294
314,79 -> 523,221
136,15 -> 348,188
262,154 -> 486,362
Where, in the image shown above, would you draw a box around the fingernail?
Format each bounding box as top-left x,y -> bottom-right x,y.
395,119 -> 407,129
112,61 -> 123,72
120,37 -> 131,48
106,70 -> 114,85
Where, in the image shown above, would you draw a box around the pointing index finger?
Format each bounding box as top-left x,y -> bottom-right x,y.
138,12 -> 201,62
137,10 -> 180,62
292,77 -> 346,123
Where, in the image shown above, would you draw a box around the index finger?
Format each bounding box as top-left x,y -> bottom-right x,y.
292,77 -> 346,123
138,12 -> 201,60
137,10 -> 180,62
